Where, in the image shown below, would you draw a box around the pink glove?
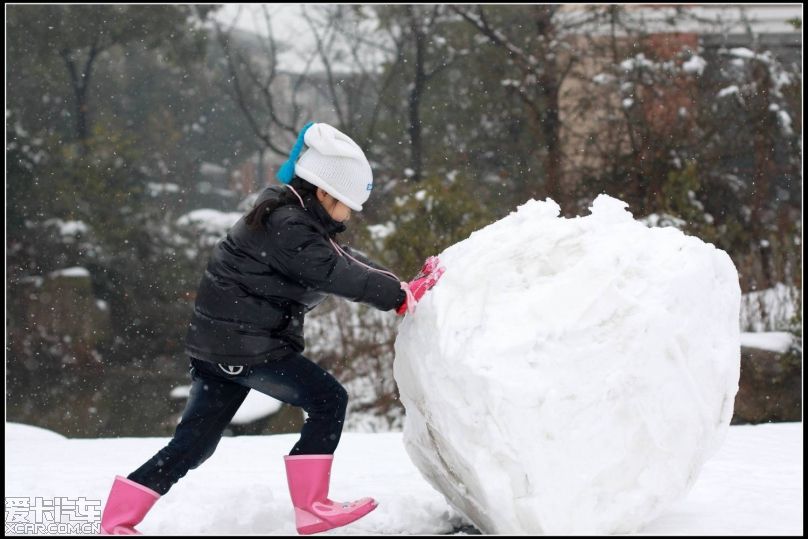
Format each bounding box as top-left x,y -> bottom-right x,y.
416,256 -> 440,279
397,261 -> 446,316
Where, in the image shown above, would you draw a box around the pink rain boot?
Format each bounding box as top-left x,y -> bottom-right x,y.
100,476 -> 160,535
284,454 -> 378,535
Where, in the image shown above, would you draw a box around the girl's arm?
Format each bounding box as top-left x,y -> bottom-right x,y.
268,218 -> 404,312
339,244 -> 394,274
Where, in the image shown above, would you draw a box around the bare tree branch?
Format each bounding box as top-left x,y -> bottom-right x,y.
451,5 -> 540,76
213,19 -> 288,156
259,5 -> 299,135
303,5 -> 346,127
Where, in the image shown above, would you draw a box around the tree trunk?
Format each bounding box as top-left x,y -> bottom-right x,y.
75,87 -> 89,147
534,6 -> 564,211
60,40 -> 99,155
257,147 -> 266,188
540,76 -> 563,211
749,61 -> 778,289
407,7 -> 426,183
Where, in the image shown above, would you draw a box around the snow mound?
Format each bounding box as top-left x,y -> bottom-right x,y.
6,422 -> 67,442
394,194 -> 741,534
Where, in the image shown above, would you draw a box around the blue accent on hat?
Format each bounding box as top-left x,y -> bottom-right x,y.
276,121 -> 315,184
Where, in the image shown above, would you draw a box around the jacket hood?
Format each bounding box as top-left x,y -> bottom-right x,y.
301,190 -> 347,237
257,185 -> 346,237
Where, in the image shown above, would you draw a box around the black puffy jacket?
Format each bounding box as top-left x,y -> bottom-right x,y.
185,185 -> 406,366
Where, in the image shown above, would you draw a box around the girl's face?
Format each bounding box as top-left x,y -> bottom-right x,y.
316,188 -> 352,222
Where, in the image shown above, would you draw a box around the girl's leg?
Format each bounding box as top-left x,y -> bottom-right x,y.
229,354 -> 377,534
126,359 -> 250,495
234,353 -> 348,455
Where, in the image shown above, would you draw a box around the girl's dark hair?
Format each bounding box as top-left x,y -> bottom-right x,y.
245,176 -> 318,231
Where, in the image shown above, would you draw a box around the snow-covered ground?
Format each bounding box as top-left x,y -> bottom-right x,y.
740,283 -> 799,333
5,421 -> 802,535
740,331 -> 795,353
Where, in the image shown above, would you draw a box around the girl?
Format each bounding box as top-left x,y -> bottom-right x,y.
98,122 -> 445,535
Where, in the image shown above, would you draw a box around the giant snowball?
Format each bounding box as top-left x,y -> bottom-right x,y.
393,195 -> 741,534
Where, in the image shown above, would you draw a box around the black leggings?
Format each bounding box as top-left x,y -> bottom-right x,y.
127,354 -> 348,495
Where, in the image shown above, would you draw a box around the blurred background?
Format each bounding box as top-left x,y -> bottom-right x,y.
6,4 -> 802,438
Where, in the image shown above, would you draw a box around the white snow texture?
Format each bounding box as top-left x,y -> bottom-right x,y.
394,194 -> 742,534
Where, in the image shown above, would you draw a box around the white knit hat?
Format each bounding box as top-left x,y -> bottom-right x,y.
294,123 -> 373,211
